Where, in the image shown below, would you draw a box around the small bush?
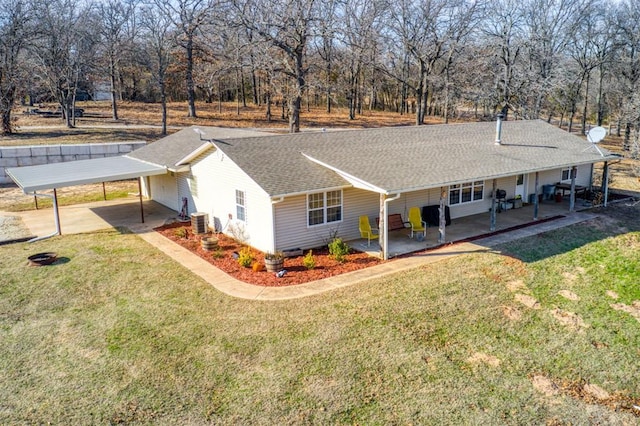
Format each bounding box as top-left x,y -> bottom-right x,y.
237,246 -> 255,268
328,238 -> 349,263
212,248 -> 225,259
302,250 -> 316,270
174,227 -> 188,239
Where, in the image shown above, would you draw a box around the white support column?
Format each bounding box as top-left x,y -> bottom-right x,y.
438,188 -> 446,244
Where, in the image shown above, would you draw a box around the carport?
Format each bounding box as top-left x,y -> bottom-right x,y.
6,156 -> 166,240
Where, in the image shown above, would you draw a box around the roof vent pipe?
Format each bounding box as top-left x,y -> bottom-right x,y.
495,112 -> 505,145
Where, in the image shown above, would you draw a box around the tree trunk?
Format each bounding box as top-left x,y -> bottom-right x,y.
289,48 -> 305,133
217,78 -> 222,113
596,64 -> 605,126
1,88 -> 15,135
251,66 -> 258,105
109,56 -> 119,120
241,67 -> 247,108
624,122 -> 631,151
326,60 -> 332,113
266,91 -> 271,122
160,84 -> 167,136
186,36 -> 197,118
581,72 -> 590,135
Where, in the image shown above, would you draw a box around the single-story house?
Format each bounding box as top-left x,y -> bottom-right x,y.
128,119 -> 616,259
7,119 -> 617,259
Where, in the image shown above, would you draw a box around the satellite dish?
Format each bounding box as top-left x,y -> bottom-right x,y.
587,126 -> 606,143
585,126 -> 606,156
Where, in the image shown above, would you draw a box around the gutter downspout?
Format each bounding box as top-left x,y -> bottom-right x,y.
270,196 -> 286,252
382,193 -> 401,260
28,190 -> 61,242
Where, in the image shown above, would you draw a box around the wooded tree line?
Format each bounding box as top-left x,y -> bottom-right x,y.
1,0 -> 639,145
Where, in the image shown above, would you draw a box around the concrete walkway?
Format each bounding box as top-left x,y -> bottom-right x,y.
6,198 -> 597,301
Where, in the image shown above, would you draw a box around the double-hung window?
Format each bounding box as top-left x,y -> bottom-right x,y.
308,190 -> 342,226
449,181 -> 484,205
236,190 -> 246,222
561,167 -> 574,182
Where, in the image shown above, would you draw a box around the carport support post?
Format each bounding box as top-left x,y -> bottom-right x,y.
53,188 -> 61,235
533,172 -> 539,220
438,188 -> 446,244
602,161 -> 609,207
569,166 -> 577,212
138,177 -> 145,223
379,194 -> 385,260
490,179 -> 497,231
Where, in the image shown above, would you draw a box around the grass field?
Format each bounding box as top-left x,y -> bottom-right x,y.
1,205 -> 639,424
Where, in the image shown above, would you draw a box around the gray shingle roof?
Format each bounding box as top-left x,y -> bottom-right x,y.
212,120 -> 616,196
127,126 -> 272,168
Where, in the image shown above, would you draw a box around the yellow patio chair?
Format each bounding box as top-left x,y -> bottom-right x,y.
407,207 -> 426,238
359,215 -> 379,246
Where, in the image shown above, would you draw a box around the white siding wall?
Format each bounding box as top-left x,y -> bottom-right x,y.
273,165 -> 592,250
148,173 -> 180,211
274,187 -> 454,251
529,164 -> 592,194
274,187 -> 378,251
152,157 -> 596,252
186,150 -> 275,252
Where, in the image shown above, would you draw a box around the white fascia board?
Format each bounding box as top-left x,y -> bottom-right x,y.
175,142 -> 214,166
301,153 -> 387,194
6,156 -> 166,193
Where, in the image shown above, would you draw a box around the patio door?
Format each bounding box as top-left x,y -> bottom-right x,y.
515,174 -> 526,199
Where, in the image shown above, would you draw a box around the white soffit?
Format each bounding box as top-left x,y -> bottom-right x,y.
6,156 -> 167,193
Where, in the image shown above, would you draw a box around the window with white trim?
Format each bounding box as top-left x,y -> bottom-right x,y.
235,190 -> 246,222
449,181 -> 484,205
561,167 -> 574,182
307,190 -> 342,226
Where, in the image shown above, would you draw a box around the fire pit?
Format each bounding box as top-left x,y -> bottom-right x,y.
28,252 -> 58,266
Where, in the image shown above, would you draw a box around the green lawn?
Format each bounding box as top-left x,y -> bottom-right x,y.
1,209 -> 639,424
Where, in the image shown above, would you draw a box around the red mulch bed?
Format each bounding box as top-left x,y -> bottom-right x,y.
154,222 -> 383,287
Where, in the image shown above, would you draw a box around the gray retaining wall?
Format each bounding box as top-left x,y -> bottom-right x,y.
0,141 -> 147,185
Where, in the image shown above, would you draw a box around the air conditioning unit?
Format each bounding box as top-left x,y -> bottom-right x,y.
191,212 -> 208,234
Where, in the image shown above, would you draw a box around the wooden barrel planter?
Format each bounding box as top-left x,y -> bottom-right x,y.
201,236 -> 219,251
264,257 -> 284,272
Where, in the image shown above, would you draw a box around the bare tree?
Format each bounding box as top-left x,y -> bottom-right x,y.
139,5 -> 175,135
96,0 -> 138,121
154,0 -> 214,118
336,0 -> 383,120
482,0 -> 526,118
232,0 -> 318,133
0,0 -> 33,135
616,0 -> 640,150
30,0 -> 95,128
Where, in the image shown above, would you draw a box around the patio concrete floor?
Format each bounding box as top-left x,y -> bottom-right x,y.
353,197 -> 594,258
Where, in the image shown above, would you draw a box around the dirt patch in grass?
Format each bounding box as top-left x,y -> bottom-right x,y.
610,301 -> 640,322
558,290 -> 580,301
550,308 -> 589,331
515,293 -> 541,309
531,375 -> 640,416
531,375 -> 561,397
606,290 -> 619,299
467,352 -> 501,367
501,305 -> 523,321
154,222 -> 382,286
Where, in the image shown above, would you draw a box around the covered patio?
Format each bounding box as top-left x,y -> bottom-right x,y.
353,197 -> 591,258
